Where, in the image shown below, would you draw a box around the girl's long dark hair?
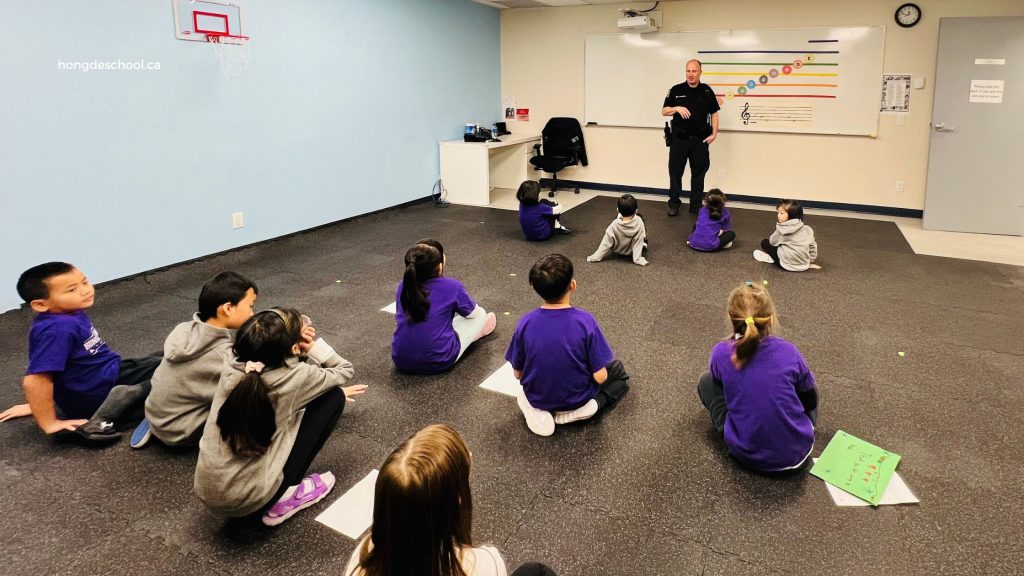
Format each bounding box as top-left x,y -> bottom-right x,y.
400,240 -> 444,324
706,189 -> 727,221
355,424 -> 474,576
217,307 -> 303,457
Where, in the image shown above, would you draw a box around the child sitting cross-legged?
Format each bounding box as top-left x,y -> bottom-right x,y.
505,254 -> 630,437
697,283 -> 819,472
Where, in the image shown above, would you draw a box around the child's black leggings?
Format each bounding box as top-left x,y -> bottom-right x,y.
265,387 -> 346,506
593,359 -> 630,412
760,239 -> 786,268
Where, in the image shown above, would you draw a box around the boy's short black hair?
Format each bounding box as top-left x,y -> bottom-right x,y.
17,262 -> 75,303
197,272 -> 259,321
777,199 -> 804,221
617,194 -> 638,217
529,254 -> 574,303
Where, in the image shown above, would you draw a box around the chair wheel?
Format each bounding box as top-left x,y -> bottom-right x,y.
548,191 -> 555,197
574,188 -> 580,194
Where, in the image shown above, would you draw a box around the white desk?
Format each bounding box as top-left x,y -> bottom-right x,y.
439,133 -> 541,206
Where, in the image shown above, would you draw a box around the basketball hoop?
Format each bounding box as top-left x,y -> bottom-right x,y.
206,33 -> 249,79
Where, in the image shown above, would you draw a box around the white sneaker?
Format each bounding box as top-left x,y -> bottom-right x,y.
721,241 -> 733,249
753,249 -> 775,263
553,399 -> 598,425
517,391 -> 555,436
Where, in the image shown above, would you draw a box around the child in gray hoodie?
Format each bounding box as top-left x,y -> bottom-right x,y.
753,199 -> 820,272
587,194 -> 649,266
195,307 -> 366,526
132,272 -> 258,449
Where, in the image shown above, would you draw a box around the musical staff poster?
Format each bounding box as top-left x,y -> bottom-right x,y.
585,27 -> 885,136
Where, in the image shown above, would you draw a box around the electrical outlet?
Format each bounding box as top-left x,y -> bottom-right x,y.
895,180 -> 904,193
232,212 -> 244,229
717,169 -> 727,180
896,113 -> 906,126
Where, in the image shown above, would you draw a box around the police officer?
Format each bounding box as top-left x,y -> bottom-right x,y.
662,59 -> 720,216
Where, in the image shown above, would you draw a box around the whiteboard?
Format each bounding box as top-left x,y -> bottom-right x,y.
585,27 -> 885,136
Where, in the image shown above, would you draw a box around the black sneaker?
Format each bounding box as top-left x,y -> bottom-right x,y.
555,225 -> 572,235
668,206 -> 679,217
74,419 -> 122,443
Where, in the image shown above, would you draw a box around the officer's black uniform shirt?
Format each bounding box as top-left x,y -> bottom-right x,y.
663,82 -> 720,137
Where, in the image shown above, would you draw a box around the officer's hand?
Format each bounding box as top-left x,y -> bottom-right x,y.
676,107 -> 692,119
704,133 -> 717,144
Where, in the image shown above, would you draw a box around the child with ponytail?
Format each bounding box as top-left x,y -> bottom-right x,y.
195,308 -> 367,526
391,239 -> 496,374
687,188 -> 735,252
344,424 -> 557,576
696,283 -> 819,472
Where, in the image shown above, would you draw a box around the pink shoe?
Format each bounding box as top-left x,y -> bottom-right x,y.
261,471 -> 336,527
479,312 -> 497,338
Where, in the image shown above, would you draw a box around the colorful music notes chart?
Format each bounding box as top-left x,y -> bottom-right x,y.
810,430 -> 901,506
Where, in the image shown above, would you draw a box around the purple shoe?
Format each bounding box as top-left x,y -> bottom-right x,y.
261,471 -> 336,527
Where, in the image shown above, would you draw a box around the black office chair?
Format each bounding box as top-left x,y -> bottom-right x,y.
530,117 -> 588,197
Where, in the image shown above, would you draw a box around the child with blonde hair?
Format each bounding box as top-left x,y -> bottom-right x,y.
697,283 -> 818,472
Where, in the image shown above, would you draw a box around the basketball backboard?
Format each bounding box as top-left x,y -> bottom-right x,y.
172,0 -> 246,44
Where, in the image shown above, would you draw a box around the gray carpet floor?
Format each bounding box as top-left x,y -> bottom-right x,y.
1,195 -> 1022,576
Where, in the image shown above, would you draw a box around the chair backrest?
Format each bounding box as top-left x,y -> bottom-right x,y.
541,117 -> 583,158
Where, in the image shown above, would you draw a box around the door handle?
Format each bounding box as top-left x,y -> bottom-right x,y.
934,122 -> 955,132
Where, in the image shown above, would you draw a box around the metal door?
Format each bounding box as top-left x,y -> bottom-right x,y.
924,17 -> 1024,235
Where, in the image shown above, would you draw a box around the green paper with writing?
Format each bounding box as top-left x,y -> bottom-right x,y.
810,430 -> 900,506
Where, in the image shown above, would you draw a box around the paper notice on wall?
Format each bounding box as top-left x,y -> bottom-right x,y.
504,96 -> 517,122
516,108 -> 530,122
880,74 -> 911,113
969,79 -> 1004,103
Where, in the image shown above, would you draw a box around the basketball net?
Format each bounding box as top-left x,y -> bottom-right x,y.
207,34 -> 249,79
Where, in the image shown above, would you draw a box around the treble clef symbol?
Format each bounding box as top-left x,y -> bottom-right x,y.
741,102 -> 751,125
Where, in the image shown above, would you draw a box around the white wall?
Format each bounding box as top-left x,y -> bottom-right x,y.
500,0 -> 1024,210
0,0 -> 500,312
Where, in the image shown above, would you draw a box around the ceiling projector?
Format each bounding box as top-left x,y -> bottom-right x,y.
617,14 -> 659,33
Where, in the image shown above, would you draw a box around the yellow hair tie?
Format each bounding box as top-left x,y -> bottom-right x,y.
744,316 -> 755,326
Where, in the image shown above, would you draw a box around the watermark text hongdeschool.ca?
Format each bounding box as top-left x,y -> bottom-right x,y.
57,59 -> 161,72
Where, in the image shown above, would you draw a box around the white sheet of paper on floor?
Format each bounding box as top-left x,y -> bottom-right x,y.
479,361 -> 522,397
315,469 -> 379,539
813,459 -> 919,506
380,302 -> 396,314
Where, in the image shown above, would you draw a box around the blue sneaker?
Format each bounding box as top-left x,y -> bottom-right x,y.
130,419 -> 152,449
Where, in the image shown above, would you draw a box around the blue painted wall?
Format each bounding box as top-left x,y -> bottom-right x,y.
0,0 -> 500,311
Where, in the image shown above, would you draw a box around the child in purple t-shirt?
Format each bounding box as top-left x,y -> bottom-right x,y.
0,262 -> 162,444
517,180 -> 572,241
505,254 -> 630,437
697,283 -> 819,472
391,239 -> 496,374
687,189 -> 735,252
